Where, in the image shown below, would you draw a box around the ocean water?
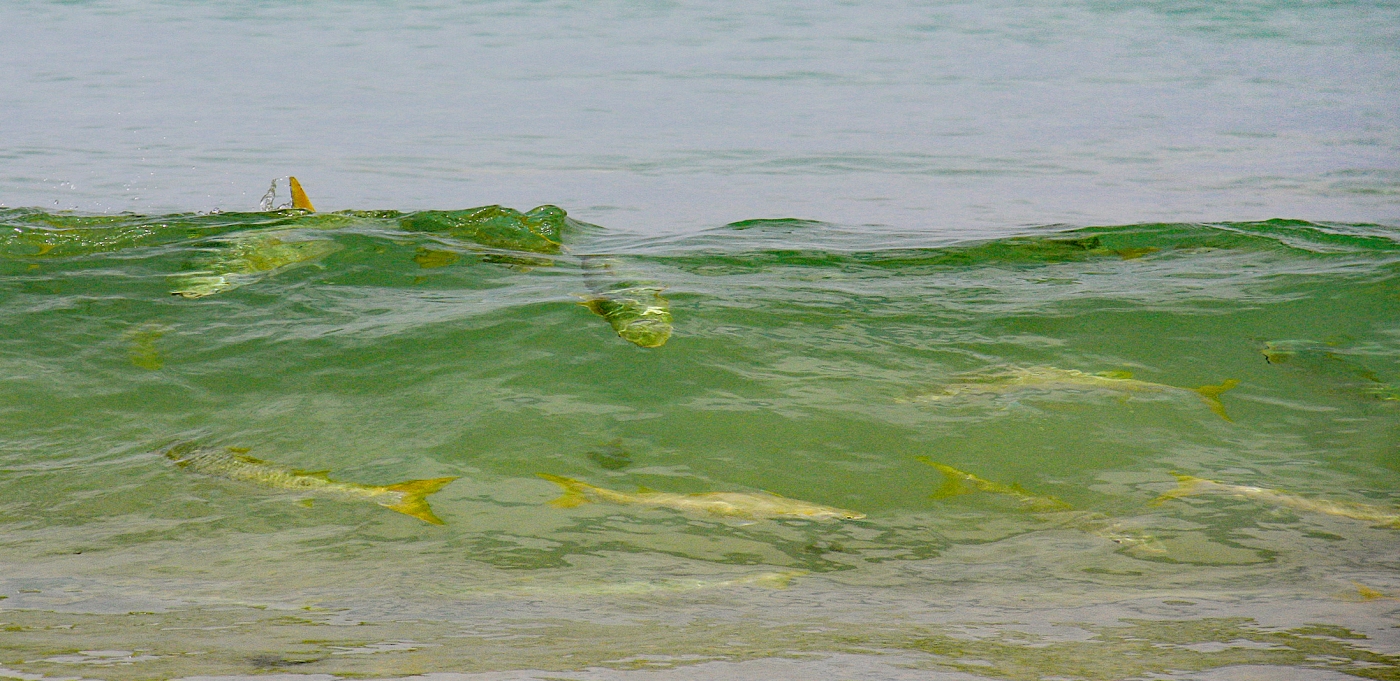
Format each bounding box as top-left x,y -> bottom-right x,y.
2,2 -> 1398,680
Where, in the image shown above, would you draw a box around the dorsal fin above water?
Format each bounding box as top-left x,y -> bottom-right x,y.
289,176 -> 316,212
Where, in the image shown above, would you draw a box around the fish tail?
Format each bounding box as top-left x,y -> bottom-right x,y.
1149,473 -> 1211,506
381,476 -> 459,525
916,457 -> 979,499
288,176 -> 316,212
537,473 -> 595,508
1192,379 -> 1239,421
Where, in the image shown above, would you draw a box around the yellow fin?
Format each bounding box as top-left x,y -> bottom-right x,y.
1192,379 -> 1239,422
916,457 -> 977,499
1150,473 -> 1210,506
381,476 -> 458,525
298,499 -> 314,508
1096,370 -> 1134,379
636,486 -> 659,495
227,446 -> 251,454
537,473 -> 593,508
1353,582 -> 1390,601
293,470 -> 332,480
288,176 -> 316,212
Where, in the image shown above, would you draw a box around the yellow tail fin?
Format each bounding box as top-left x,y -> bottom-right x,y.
382,476 -> 458,525
537,473 -> 593,508
1149,473 -> 1210,506
916,457 -> 977,499
1193,379 -> 1239,421
288,176 -> 316,212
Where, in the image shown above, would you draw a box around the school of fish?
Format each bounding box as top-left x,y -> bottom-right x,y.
89,178 -> 1395,577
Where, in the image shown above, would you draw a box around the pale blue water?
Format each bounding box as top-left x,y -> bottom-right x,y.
3,0 -> 1397,231
1,2 -> 1398,680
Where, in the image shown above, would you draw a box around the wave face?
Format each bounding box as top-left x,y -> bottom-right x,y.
2,208 -> 1398,678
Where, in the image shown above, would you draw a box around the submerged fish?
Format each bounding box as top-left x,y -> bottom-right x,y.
910,366 -> 1239,421
580,286 -> 673,348
580,257 -> 673,348
1153,474 -> 1400,529
920,457 -> 1072,512
164,442 -> 458,524
536,473 -> 864,521
499,570 -> 807,598
169,234 -> 342,298
1261,340 -> 1399,402
921,459 -> 1164,552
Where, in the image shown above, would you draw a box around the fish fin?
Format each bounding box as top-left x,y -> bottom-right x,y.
636,486 -> 659,494
227,446 -> 251,454
537,473 -> 593,508
1149,473 -> 1210,506
916,457 -> 976,499
1353,582 -> 1389,601
298,499 -> 314,508
746,570 -> 807,589
1097,370 -> 1134,379
232,454 -> 269,465
1192,379 -> 1239,421
381,476 -> 459,525
288,176 -> 316,212
293,469 -> 332,480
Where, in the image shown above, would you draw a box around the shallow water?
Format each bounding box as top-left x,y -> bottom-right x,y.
1,211 -> 1397,678
2,0 -> 1399,679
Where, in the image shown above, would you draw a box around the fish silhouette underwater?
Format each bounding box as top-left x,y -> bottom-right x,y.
920,458 -> 1165,552
164,441 -> 457,525
1153,474 -> 1400,529
171,177 -> 674,348
536,473 -> 865,521
909,366 -> 1239,421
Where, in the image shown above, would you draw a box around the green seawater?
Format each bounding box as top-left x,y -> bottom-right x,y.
1,209 -> 1398,679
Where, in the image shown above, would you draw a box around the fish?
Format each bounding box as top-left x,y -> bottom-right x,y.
170,175 -> 342,298
909,366 -> 1239,421
1261,340 -> 1399,402
920,459 -> 1164,552
1152,474 -> 1400,529
163,441 -> 458,524
919,457 -> 1072,512
169,234 -> 342,298
536,473 -> 864,521
580,257 -> 673,348
580,286 -> 674,348
497,570 -> 808,598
